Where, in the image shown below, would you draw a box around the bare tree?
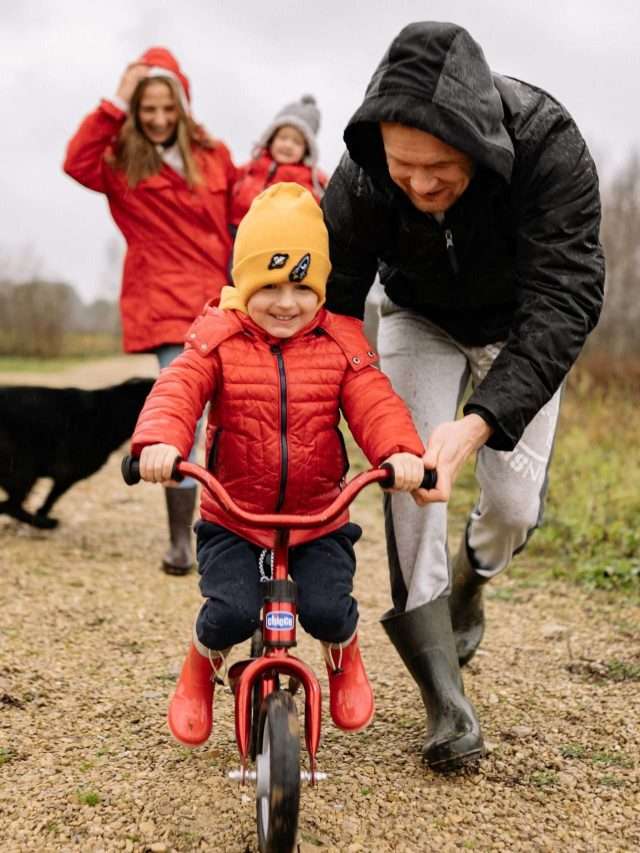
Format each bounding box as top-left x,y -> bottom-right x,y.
589,152 -> 640,356
0,281 -> 77,357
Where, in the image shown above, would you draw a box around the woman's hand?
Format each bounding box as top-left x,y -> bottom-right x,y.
115,63 -> 149,105
139,443 -> 181,485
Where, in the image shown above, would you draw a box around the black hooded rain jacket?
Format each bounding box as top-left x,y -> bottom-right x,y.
323,22 -> 605,450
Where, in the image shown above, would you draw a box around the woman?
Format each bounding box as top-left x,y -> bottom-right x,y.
64,47 -> 236,575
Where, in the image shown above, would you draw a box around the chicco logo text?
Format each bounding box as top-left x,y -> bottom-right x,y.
265,611 -> 295,631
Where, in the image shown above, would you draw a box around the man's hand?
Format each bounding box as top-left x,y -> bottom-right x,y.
413,414 -> 493,505
139,443 -> 181,485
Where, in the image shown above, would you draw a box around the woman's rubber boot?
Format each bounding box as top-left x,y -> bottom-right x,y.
167,642 -> 225,747
381,598 -> 484,771
448,534 -> 490,667
162,486 -> 197,575
323,632 -> 375,732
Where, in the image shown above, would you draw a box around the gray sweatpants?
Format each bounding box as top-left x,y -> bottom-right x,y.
377,298 -> 562,612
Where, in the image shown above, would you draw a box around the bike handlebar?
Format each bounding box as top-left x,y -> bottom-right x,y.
121,456 -> 437,530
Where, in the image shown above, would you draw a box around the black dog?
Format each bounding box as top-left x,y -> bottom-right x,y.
0,377 -> 154,528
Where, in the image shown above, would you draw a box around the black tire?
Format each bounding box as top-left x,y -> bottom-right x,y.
255,691 -> 300,853
249,628 -> 264,761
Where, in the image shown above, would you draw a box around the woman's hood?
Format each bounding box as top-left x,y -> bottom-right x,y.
344,22 -> 514,184
136,46 -> 191,103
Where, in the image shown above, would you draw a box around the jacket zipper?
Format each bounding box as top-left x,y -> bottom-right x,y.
335,427 -> 350,481
443,228 -> 460,276
271,344 -> 288,511
206,427 -> 222,472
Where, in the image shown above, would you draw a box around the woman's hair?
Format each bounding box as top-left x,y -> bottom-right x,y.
111,76 -> 212,188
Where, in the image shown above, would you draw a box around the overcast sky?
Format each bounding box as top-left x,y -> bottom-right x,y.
1,0 -> 638,302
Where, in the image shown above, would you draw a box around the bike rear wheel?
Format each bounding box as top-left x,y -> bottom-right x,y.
255,690 -> 300,853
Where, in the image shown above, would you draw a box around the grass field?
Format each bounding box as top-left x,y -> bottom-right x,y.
526,376 -> 640,597
0,332 -> 120,363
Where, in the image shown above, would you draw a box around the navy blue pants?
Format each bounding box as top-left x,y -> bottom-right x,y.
194,521 -> 362,650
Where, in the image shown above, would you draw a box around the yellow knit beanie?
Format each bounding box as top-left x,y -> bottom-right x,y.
219,182 -> 331,313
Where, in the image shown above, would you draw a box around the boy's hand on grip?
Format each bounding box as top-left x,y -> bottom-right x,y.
382,453 -> 425,493
139,444 -> 181,485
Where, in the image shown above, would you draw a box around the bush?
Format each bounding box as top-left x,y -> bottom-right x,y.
0,280 -> 75,357
0,279 -> 120,358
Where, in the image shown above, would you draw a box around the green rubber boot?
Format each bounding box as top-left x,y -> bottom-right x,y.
449,534 -> 490,667
381,598 -> 484,771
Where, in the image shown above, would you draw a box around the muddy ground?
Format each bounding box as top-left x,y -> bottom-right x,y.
1,356 -> 638,852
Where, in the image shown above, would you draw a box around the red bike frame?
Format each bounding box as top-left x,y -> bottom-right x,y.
173,460 -> 395,782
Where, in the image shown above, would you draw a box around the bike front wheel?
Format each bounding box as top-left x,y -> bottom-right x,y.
249,628 -> 264,761
255,690 -> 300,853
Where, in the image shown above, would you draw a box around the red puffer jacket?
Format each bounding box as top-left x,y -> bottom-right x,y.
230,151 -> 327,227
131,306 -> 424,547
64,100 -> 236,353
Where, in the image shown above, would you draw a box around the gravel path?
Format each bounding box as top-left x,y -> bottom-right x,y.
1,357 -> 639,852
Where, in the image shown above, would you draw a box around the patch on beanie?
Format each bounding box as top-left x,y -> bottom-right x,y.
268,253 -> 289,270
289,253 -> 311,282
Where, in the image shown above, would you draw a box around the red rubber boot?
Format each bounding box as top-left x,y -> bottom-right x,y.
167,643 -> 225,747
323,633 -> 375,732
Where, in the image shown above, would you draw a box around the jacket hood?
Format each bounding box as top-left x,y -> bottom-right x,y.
137,46 -> 191,103
254,94 -> 321,167
344,22 -> 514,184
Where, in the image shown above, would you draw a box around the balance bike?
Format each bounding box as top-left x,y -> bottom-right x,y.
122,456 -> 436,853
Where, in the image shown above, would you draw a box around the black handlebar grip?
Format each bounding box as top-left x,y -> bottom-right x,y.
379,462 -> 395,488
420,468 -> 438,490
380,463 -> 438,491
121,455 -> 141,485
121,454 -> 183,485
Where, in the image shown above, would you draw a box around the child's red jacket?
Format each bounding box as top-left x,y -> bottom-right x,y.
230,151 -> 326,227
131,306 -> 424,548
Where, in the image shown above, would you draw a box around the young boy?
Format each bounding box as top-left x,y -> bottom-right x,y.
131,183 -> 427,748
230,94 -> 327,229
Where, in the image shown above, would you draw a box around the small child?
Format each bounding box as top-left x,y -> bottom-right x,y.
230,94 -> 327,230
131,183 -> 427,748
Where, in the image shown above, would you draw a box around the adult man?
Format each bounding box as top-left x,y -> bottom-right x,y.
323,22 -> 604,771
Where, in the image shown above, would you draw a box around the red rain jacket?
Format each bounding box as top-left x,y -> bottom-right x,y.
230,151 -> 326,227
64,100 -> 236,353
131,306 -> 424,547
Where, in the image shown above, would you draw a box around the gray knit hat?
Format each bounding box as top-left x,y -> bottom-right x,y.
255,94 -> 321,168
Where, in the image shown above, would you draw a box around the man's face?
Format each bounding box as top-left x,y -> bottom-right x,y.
380,122 -> 474,214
